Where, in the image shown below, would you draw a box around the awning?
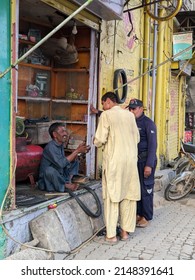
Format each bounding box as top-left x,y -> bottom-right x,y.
71,0 -> 125,20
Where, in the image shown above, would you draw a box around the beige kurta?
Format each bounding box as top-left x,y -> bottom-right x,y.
94,106 -> 140,202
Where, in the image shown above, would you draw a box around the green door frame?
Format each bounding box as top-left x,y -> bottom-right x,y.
0,0 -> 11,259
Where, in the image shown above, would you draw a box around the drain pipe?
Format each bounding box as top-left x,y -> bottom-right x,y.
151,3 -> 158,121
0,0 -> 94,78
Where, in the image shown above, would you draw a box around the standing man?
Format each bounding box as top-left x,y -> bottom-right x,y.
94,92 -> 140,244
127,99 -> 157,228
38,122 -> 90,192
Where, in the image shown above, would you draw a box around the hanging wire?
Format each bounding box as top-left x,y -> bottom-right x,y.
113,44 -> 195,93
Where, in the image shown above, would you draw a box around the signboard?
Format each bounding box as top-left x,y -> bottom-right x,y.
173,32 -> 193,61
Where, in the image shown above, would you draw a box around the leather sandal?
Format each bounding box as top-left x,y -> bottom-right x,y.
136,217 -> 149,228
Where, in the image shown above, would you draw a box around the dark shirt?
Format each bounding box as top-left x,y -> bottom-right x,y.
136,113 -> 157,168
39,140 -> 71,178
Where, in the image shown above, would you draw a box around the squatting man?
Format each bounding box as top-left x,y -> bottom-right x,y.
38,122 -> 90,192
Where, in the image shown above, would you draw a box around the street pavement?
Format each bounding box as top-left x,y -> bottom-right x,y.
66,191 -> 195,260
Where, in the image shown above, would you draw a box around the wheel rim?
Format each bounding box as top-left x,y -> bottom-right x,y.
146,0 -> 182,22
166,177 -> 193,200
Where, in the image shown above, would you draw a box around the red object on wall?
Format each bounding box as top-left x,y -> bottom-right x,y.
16,137 -> 43,186
184,130 -> 192,144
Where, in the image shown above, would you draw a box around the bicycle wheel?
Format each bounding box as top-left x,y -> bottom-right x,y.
146,0 -> 182,21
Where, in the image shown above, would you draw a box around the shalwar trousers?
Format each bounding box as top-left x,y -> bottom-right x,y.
104,194 -> 136,238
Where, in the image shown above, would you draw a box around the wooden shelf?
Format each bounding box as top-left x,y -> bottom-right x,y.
52,99 -> 88,104
19,62 -> 52,70
18,96 -> 51,101
78,47 -> 90,52
19,39 -> 36,45
64,121 -> 87,124
53,68 -> 89,73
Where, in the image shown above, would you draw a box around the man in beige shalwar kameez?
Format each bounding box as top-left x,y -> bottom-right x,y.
94,92 -> 140,244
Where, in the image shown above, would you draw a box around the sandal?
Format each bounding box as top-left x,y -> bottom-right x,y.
136,217 -> 149,228
93,236 -> 119,245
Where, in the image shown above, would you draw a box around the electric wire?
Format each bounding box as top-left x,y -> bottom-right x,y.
113,44 -> 195,94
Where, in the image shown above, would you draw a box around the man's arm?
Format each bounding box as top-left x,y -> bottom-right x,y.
145,119 -> 157,168
90,104 -> 102,117
66,142 -> 91,162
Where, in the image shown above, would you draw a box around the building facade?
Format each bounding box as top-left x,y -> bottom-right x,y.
0,0 -> 193,259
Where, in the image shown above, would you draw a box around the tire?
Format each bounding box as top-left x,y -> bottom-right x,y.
65,186 -> 102,218
175,160 -> 191,175
113,69 -> 127,104
146,0 -> 182,22
164,171 -> 194,201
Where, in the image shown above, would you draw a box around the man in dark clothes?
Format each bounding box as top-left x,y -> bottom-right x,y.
127,99 -> 157,228
38,122 -> 90,192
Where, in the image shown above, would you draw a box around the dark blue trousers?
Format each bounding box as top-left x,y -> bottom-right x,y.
137,160 -> 157,221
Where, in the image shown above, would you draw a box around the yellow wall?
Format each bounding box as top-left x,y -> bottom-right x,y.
98,6 -> 143,109
96,4 -> 186,172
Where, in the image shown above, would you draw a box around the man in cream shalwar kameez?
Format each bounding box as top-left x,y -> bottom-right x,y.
94,92 -> 140,244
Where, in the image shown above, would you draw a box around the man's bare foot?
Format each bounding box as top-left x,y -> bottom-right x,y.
65,183 -> 79,191
120,229 -> 130,241
105,236 -> 118,243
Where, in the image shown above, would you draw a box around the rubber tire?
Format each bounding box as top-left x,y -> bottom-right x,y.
65,186 -> 102,218
113,69 -> 127,104
164,173 -> 194,201
175,160 -> 190,175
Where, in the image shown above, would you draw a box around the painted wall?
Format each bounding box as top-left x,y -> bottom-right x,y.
99,7 -> 143,107
96,3 -> 186,171
0,0 -> 11,259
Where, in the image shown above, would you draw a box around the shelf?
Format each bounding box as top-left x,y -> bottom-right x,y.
19,62 -> 52,70
52,99 -> 88,104
63,121 -> 87,125
53,68 -> 89,73
18,96 -> 51,101
19,39 -> 36,45
77,47 -> 90,52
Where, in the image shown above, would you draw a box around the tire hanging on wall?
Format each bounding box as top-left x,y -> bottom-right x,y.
113,69 -> 127,104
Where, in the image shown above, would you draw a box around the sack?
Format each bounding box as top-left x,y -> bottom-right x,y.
41,36 -> 78,65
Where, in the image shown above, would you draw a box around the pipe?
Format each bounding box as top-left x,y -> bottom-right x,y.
142,11 -> 150,104
0,0 -> 94,78
155,9 -> 166,166
151,2 -> 158,121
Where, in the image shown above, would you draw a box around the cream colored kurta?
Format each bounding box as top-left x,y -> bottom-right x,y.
94,106 -> 140,202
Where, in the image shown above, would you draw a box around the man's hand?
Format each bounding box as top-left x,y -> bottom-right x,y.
77,142 -> 91,154
90,104 -> 98,115
144,166 -> 152,178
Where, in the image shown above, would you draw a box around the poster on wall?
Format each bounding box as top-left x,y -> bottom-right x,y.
173,32 -> 193,61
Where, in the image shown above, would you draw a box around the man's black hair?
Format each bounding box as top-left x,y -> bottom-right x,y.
101,92 -> 117,103
49,122 -> 66,138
